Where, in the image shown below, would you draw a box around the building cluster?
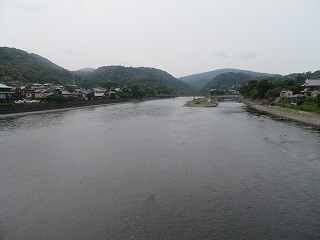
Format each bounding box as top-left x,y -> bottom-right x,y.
280,79 -> 320,104
0,82 -> 119,104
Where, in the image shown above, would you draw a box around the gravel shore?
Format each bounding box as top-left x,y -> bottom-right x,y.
241,99 -> 320,128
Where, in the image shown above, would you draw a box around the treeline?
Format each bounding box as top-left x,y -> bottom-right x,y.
89,66 -> 194,94
200,72 -> 252,94
107,83 -> 178,98
238,71 -> 320,99
42,83 -> 178,103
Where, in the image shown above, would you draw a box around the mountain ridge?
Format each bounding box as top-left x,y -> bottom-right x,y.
179,68 -> 272,91
0,47 -> 194,94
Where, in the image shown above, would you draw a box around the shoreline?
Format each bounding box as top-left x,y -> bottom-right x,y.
241,98 -> 320,129
0,97 -> 172,118
0,101 -> 127,118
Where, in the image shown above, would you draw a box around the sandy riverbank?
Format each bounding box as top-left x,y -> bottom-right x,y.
241,99 -> 320,128
185,97 -> 218,107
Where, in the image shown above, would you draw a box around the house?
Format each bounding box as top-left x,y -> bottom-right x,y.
92,87 -> 106,99
302,79 -> 320,95
280,90 -> 293,98
0,83 -> 14,103
105,91 -> 118,99
24,89 -> 43,99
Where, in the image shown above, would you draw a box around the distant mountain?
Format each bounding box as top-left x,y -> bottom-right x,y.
179,68 -> 272,91
199,72 -> 252,94
90,66 -> 195,94
77,67 -> 95,72
0,47 -> 194,94
0,47 -> 76,84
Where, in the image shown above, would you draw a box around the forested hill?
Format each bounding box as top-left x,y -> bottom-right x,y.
179,68 -> 271,91
90,66 -> 195,94
0,47 -> 74,84
0,47 -> 194,94
77,67 -> 95,72
199,72 -> 252,94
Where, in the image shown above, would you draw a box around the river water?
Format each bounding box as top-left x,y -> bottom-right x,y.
0,97 -> 319,240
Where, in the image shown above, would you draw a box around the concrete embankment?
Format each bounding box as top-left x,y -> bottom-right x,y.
241,99 -> 320,128
0,99 -> 129,118
0,97 -> 174,118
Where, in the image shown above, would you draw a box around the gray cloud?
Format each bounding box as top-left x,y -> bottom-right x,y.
240,51 -> 257,59
16,1 -> 47,14
215,51 -> 229,58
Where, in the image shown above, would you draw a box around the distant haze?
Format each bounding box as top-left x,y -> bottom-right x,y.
1,0 -> 320,77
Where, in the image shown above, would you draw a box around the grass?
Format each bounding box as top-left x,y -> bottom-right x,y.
185,97 -> 218,107
277,97 -> 320,114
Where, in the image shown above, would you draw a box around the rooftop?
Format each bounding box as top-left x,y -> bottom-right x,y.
0,83 -> 12,89
304,79 -> 320,86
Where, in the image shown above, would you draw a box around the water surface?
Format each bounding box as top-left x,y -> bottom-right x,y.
0,98 -> 319,239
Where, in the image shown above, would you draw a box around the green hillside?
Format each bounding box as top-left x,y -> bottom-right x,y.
90,66 -> 195,94
199,72 -> 252,94
180,68 -> 272,91
0,47 -> 194,94
0,47 -> 76,84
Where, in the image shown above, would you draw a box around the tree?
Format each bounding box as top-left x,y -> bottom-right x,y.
44,94 -> 71,103
131,84 -> 144,98
257,79 -> 273,98
0,76 -> 12,83
87,92 -> 95,100
210,89 -> 215,99
99,80 -> 118,89
67,88 -> 75,93
13,88 -> 25,100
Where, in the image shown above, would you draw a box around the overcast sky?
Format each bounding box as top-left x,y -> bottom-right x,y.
1,0 -> 319,77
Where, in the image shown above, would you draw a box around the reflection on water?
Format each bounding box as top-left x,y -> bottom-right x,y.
0,98 -> 319,240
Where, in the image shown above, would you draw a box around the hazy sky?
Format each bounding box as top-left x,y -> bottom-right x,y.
1,0 -> 320,77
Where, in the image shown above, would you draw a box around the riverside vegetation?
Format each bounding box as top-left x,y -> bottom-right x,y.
238,71 -> 320,114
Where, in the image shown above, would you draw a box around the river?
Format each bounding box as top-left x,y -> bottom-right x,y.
0,97 -> 319,240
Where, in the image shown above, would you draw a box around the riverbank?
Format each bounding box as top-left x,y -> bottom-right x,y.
0,96 -> 174,118
241,98 -> 320,128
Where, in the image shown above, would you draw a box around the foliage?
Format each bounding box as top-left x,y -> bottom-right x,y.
238,75 -> 304,100
200,72 -> 252,94
87,92 -> 95,100
90,66 -> 194,95
43,94 -> 74,103
98,80 -> 119,89
0,47 -> 81,84
116,83 -> 178,98
278,97 -> 320,114
209,89 -> 226,97
13,88 -> 25,100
